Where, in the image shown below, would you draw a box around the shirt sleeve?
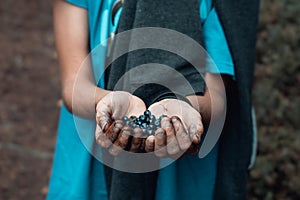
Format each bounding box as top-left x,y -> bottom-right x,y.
202,7 -> 235,76
65,0 -> 88,9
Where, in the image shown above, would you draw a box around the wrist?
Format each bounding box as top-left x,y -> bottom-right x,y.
186,95 -> 198,109
186,94 -> 211,128
94,88 -> 111,112
153,93 -> 192,106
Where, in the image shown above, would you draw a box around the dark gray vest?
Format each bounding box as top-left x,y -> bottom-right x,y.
102,0 -> 260,199
214,1 -> 259,199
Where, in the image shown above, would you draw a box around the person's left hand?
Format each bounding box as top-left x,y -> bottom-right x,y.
145,99 -> 203,158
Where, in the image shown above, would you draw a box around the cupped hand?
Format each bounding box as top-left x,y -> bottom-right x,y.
95,91 -> 146,155
145,99 -> 203,158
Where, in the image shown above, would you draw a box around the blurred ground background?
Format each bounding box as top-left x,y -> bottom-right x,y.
0,0 -> 299,199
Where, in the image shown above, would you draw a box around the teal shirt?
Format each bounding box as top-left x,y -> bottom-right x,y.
47,0 -> 234,199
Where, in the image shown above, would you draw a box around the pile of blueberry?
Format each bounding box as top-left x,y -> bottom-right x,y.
122,110 -> 165,136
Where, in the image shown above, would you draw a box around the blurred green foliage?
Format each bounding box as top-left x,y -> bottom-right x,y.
248,0 -> 300,199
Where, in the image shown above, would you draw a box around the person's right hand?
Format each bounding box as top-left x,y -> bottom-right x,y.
95,91 -> 146,155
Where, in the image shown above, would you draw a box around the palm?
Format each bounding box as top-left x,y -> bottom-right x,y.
149,99 -> 201,132
96,91 -> 146,130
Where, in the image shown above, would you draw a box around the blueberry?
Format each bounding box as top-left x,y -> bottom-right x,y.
125,120 -> 131,126
129,121 -> 136,127
148,124 -> 155,130
147,129 -> 154,135
142,128 -> 147,134
132,123 -> 138,128
150,115 -> 156,120
136,120 -> 142,126
154,119 -> 161,127
149,115 -> 156,123
141,123 -> 148,128
129,116 -> 137,122
139,115 -> 146,122
144,110 -> 151,117
122,116 -> 129,122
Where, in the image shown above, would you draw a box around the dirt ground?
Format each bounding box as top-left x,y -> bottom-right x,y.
0,0 -> 299,199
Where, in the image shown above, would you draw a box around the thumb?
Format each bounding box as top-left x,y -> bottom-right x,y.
188,121 -> 203,145
179,107 -> 203,144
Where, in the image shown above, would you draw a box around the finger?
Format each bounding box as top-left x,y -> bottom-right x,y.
95,125 -> 106,147
96,102 -> 113,132
129,128 -> 143,153
189,123 -> 203,145
145,135 -> 155,152
171,116 -> 191,151
95,123 -> 114,148
154,128 -> 167,157
108,126 -> 131,156
139,138 -> 146,152
185,143 -> 200,155
161,117 -> 180,155
106,120 -> 124,143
